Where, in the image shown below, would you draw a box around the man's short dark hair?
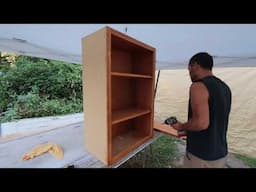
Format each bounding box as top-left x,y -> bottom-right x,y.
189,52 -> 213,70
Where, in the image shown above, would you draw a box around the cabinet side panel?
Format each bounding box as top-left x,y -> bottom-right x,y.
82,28 -> 108,164
150,50 -> 156,138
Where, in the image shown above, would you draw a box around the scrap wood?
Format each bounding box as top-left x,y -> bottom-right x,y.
22,142 -> 64,160
154,120 -> 187,139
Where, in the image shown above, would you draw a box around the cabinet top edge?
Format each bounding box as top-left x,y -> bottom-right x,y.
106,26 -> 155,52
82,26 -> 156,52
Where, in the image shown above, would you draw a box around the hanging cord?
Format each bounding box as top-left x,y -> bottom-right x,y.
154,70 -> 161,100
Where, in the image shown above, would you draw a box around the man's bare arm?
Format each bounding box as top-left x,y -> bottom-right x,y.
175,82 -> 209,131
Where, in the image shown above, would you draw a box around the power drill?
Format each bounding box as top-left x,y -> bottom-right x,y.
164,116 -> 178,125
164,116 -> 187,137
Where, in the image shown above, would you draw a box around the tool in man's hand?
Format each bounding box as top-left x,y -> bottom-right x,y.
164,116 -> 178,125
164,116 -> 187,138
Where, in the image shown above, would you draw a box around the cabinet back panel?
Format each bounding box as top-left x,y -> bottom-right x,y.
132,52 -> 154,76
135,79 -> 153,109
111,77 -> 135,111
112,49 -> 132,73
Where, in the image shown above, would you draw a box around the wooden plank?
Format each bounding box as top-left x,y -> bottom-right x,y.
108,27 -> 155,52
154,120 -> 187,139
136,79 -> 153,109
111,49 -> 132,74
132,51 -> 154,76
111,72 -> 152,79
111,75 -> 134,111
154,120 -> 178,137
112,136 -> 151,163
112,108 -> 151,124
112,130 -> 145,157
82,27 -> 108,164
111,134 -> 156,165
107,27 -> 112,165
110,131 -> 161,168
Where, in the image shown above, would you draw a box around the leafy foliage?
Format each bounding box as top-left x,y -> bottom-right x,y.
0,52 -> 16,72
234,153 -> 256,168
0,55 -> 82,122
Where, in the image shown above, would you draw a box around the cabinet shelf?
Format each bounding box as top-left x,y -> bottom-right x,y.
111,72 -> 152,79
112,108 -> 151,125
112,131 -> 151,159
111,113 -> 152,161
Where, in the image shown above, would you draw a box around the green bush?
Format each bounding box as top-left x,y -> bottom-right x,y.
4,56 -> 82,100
0,55 -> 83,122
0,52 -> 16,72
0,78 -> 17,113
40,98 -> 83,116
234,154 -> 256,168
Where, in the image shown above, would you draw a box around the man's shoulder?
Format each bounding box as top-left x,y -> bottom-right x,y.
191,81 -> 207,90
215,76 -> 231,92
190,81 -> 209,95
204,76 -> 232,96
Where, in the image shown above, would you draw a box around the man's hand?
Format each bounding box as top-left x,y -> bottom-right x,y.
171,122 -> 183,131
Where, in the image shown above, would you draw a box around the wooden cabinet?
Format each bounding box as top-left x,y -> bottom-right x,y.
82,26 -> 155,165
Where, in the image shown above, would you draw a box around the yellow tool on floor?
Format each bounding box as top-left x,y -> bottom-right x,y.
22,142 -> 64,160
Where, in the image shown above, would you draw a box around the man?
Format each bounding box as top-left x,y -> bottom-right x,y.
172,52 -> 232,168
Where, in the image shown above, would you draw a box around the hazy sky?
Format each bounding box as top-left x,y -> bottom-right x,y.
1,24 -> 256,62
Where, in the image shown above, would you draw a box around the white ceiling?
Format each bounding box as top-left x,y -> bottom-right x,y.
1,24 -> 256,69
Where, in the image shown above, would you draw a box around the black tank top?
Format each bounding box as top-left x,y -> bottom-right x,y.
187,76 -> 232,160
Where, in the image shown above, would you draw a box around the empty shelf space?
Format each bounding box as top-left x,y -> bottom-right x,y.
111,113 -> 152,162
112,130 -> 149,158
111,72 -> 152,79
111,48 -> 154,77
112,108 -> 151,125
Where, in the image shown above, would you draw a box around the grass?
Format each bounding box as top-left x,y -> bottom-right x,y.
234,153 -> 256,168
120,135 -> 256,168
120,134 -> 179,168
